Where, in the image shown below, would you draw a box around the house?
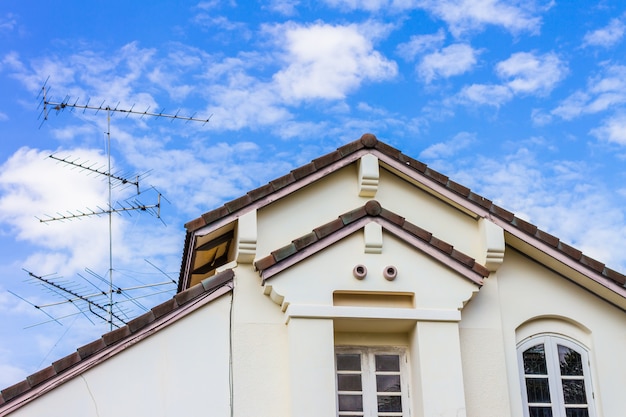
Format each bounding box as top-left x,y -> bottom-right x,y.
1,133 -> 625,417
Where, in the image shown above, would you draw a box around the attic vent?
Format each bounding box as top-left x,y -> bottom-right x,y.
189,229 -> 235,287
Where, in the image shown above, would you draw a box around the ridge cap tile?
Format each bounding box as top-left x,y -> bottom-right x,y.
313,217 -> 345,239
127,310 -> 156,334
52,351 -> 81,374
102,325 -> 132,346
270,172 -> 296,191
151,298 -> 180,320
604,267 -> 626,286
26,366 -> 56,388
339,206 -> 368,225
312,150 -> 342,170
174,283 -> 206,306
77,338 -> 106,360
1,380 -> 30,402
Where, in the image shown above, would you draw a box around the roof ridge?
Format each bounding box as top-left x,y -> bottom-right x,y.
254,200 -> 489,284
0,269 -> 235,409
182,133 -> 626,289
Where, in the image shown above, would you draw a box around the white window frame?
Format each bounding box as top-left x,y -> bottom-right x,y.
335,346 -> 410,417
517,335 -> 596,417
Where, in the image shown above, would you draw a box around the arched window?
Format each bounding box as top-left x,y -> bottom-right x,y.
517,335 -> 595,417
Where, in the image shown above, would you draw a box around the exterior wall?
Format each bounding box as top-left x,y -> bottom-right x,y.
8,294 -> 233,417
460,248 -> 626,417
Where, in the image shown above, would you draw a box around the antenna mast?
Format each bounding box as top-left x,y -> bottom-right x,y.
26,83 -> 211,330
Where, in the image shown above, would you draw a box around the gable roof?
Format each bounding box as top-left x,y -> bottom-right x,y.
0,270 -> 234,414
180,133 -> 626,307
254,200 -> 489,286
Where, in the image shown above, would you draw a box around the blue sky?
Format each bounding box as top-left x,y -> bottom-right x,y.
1,0 -> 626,388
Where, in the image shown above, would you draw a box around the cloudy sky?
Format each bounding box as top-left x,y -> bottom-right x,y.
2,0 -> 626,388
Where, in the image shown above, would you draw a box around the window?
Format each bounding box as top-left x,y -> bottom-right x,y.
335,347 -> 409,417
518,335 -> 595,417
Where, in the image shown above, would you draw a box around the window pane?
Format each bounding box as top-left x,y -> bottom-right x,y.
565,409 -> 589,417
338,394 -> 363,411
338,374 -> 362,391
529,407 -> 553,417
523,344 -> 548,375
378,395 -> 402,412
337,354 -> 361,371
376,375 -> 401,392
562,380 -> 587,404
558,345 -> 583,376
526,378 -> 551,403
375,354 -> 400,372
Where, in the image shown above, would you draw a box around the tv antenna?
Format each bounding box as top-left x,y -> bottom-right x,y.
16,81 -> 212,330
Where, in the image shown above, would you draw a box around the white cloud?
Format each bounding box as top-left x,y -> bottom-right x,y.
495,51 -> 567,95
590,114 -> 626,145
457,83 -> 513,106
583,18 -> 625,48
322,0 -> 410,12
267,0 -> 300,15
418,43 -> 479,83
396,29 -> 446,61
0,13 -> 17,33
552,64 -> 626,120
419,131 -> 476,159
272,22 -> 398,101
416,0 -> 549,37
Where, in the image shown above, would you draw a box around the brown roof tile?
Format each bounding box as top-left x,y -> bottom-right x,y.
247,183 -> 275,202
270,172 -> 296,191
513,217 -> 538,236
52,352 -> 81,374
272,243 -> 298,262
490,204 -> 515,222
314,218 -> 345,239
402,222 -> 432,242
446,179 -> 471,197
558,241 -> 583,261
1,380 -> 30,403
380,208 -> 405,227
151,298 -> 179,320
225,194 -> 253,213
26,366 -> 56,387
174,282 -> 207,306
424,167 -> 448,186
77,338 -> 106,360
127,311 -> 156,334
580,255 -> 605,274
312,150 -> 342,170
102,325 -> 132,346
291,162 -> 317,180
293,232 -> 318,251
604,267 -> 626,286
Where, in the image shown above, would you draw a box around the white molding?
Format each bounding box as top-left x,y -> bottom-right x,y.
479,218 -> 505,272
364,222 -> 383,254
284,304 -> 461,323
358,154 -> 379,197
236,209 -> 257,263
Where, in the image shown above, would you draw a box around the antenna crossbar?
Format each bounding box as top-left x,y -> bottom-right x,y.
41,88 -> 212,124
49,154 -> 141,192
38,200 -> 161,223
23,269 -> 125,326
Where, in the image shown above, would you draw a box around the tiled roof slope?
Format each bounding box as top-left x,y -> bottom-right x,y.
254,200 -> 489,285
181,133 -> 626,292
0,269 -> 234,412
